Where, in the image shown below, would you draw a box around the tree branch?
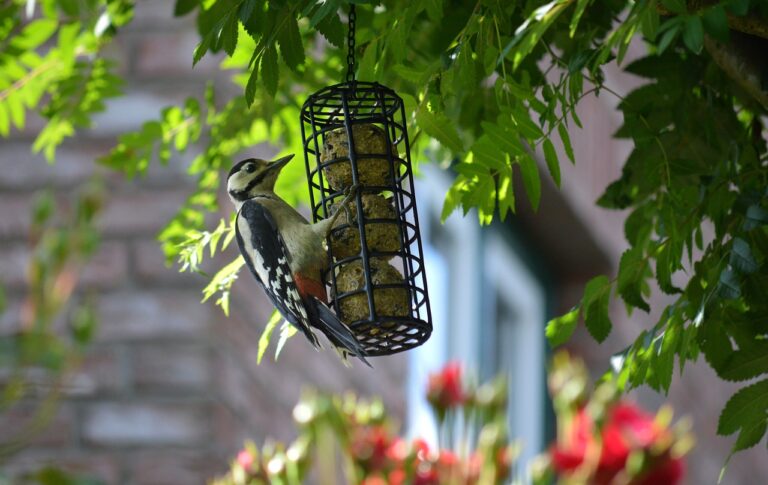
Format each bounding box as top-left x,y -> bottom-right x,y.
704,35 -> 768,111
657,2 -> 768,40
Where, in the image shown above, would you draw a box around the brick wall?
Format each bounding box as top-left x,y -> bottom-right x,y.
0,2 -> 407,484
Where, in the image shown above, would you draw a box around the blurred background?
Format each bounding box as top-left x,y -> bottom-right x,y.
0,1 -> 766,484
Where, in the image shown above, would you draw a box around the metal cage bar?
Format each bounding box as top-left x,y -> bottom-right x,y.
300,81 -> 432,356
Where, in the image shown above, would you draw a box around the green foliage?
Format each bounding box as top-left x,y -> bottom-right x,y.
0,184 -> 103,461
0,0 -> 132,157
4,0 -> 768,472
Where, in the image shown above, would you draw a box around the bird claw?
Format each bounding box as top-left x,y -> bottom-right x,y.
344,183 -> 360,197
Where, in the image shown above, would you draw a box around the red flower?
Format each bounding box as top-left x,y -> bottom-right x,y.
386,437 -> 409,463
359,475 -> 388,485
236,449 -> 254,471
388,468 -> 407,485
465,452 -> 482,484
412,438 -> 431,461
427,362 -> 465,412
633,456 -> 685,485
350,425 -> 391,472
495,447 -> 513,482
414,463 -> 439,485
551,402 -> 685,485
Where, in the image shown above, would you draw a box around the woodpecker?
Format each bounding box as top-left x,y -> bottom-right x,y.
227,154 -> 369,365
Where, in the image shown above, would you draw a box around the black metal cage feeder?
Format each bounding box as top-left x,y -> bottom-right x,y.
300,81 -> 432,356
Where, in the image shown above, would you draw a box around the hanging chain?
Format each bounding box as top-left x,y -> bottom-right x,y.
346,3 -> 356,83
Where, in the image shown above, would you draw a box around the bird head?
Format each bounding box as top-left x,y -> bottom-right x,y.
227,154 -> 294,205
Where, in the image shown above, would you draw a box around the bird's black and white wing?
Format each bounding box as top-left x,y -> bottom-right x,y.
235,200 -> 319,347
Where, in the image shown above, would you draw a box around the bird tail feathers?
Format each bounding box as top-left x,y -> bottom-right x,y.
310,298 -> 371,367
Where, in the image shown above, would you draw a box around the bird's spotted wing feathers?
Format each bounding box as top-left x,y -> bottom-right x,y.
235,200 -> 318,347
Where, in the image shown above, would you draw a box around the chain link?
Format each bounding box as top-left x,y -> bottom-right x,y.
346,4 -> 356,83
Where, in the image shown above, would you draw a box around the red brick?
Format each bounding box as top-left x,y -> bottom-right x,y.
0,243 -> 27,288
99,190 -> 191,236
68,345 -> 127,396
88,89 -> 187,136
132,32 -> 222,77
129,0 -> 190,30
0,401 -> 75,447
83,241 -> 130,289
0,143 -> 99,190
129,450 -> 222,485
0,241 -> 127,290
133,239 -> 190,285
0,194 -> 32,238
0,298 -> 22,335
212,403 -> 240,453
133,344 -> 211,392
81,402 -> 210,446
97,290 -> 213,341
2,451 -> 121,484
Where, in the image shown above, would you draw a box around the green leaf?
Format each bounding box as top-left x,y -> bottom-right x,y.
415,107 -> 464,153
275,321 -> 297,360
732,418 -> 767,453
719,343 -> 768,382
717,379 -> 768,450
661,0 -> 686,14
471,135 -> 508,171
617,247 -> 651,312
730,237 -> 758,274
277,11 -> 304,71
257,310 -> 283,364
744,205 -> 768,230
316,9 -> 344,47
656,240 -> 682,294
509,104 -> 544,140
261,45 -> 278,96
702,5 -> 729,41
221,13 -> 239,56
518,153 -> 541,211
497,165 -> 515,219
423,0 -> 443,22
239,0 -> 258,24
542,138 -> 560,187
71,302 -> 98,346
718,268 -> 741,300
655,316 -> 681,392
358,38 -> 379,80
657,18 -> 681,54
308,0 -> 339,26
245,65 -> 259,107
174,0 -> 197,16
193,32 -> 213,65
440,176 -> 465,222
546,307 -> 580,347
582,275 -> 612,342
16,19 -> 58,49
682,16 -> 704,54
726,0 -> 749,16
481,121 -> 525,158
569,0 -> 591,37
557,123 -> 575,164
0,104 -> 9,136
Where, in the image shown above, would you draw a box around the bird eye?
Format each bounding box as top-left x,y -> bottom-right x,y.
245,164 -> 256,174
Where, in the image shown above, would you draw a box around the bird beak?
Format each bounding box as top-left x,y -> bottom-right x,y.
269,154 -> 294,172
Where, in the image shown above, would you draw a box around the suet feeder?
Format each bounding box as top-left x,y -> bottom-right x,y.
299,5 -> 432,356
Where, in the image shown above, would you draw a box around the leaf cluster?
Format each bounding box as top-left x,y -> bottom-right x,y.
3,0 -> 768,472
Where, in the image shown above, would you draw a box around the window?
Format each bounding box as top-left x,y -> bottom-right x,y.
407,166 -> 548,473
